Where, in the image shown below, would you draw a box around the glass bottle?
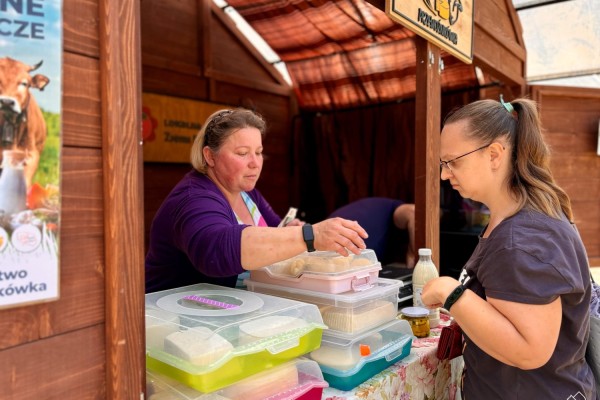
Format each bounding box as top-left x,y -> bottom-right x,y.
412,248 -> 441,328
0,150 -> 27,217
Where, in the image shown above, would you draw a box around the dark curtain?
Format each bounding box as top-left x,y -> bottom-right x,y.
293,90 -> 480,222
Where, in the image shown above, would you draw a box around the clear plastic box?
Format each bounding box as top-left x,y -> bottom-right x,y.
145,283 -> 326,392
308,319 -> 413,391
146,359 -> 328,400
244,278 -> 402,336
249,250 -> 381,294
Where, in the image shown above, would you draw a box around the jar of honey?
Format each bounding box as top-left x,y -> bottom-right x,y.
400,306 -> 430,338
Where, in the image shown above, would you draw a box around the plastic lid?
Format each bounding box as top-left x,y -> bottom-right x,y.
418,248 -> 432,256
400,306 -> 429,318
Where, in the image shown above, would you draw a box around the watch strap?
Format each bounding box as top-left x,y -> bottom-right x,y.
302,224 -> 315,252
443,284 -> 466,311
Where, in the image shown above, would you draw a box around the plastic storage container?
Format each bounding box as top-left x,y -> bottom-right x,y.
245,278 -> 402,336
250,250 -> 381,294
308,319 -> 414,391
146,359 -> 328,400
145,283 -> 327,392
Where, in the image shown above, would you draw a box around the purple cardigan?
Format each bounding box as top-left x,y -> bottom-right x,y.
145,171 -> 281,293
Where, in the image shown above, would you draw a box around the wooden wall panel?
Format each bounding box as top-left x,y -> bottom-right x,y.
473,0 -> 526,88
140,0 -> 200,70
532,85 -> 600,264
62,53 -> 102,148
210,12 -> 279,85
1,325 -> 105,399
142,65 -> 209,99
63,0 -> 99,57
143,163 -> 191,249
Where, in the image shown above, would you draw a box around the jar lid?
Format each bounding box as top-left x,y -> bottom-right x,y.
400,306 -> 429,318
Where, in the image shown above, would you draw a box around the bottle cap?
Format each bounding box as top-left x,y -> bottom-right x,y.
418,248 -> 432,256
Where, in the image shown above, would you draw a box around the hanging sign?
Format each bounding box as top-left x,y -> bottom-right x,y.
386,0 -> 474,64
142,93 -> 229,163
0,0 -> 63,308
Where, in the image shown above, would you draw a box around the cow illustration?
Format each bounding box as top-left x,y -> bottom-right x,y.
0,57 -> 50,188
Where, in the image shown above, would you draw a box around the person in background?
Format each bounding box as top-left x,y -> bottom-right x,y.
145,108 -> 368,293
421,97 -> 596,399
329,198 -> 415,268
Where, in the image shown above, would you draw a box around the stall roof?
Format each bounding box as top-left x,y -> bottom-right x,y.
220,0 -> 497,111
218,0 -> 600,109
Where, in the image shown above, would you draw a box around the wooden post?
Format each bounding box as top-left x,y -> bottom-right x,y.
414,37 -> 441,267
98,0 -> 146,398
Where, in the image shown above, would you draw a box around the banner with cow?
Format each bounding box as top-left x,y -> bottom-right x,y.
0,0 -> 62,308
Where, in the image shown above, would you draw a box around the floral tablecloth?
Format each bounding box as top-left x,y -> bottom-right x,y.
322,314 -> 464,400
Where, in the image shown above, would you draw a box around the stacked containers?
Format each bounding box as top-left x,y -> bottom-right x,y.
146,359 -> 328,400
245,250 -> 414,390
145,283 -> 328,397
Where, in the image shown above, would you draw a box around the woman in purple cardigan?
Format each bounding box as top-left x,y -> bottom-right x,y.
145,108 -> 368,293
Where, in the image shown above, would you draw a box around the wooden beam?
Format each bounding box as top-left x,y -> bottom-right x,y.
98,0 -> 146,398
415,37 -> 441,267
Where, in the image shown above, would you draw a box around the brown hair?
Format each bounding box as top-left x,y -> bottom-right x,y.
444,98 -> 573,221
191,108 -> 266,173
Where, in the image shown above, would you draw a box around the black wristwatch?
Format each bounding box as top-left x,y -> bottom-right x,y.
444,284 -> 466,311
302,224 -> 315,252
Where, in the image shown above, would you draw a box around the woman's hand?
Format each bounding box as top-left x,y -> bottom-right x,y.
421,276 -> 461,309
313,217 -> 368,256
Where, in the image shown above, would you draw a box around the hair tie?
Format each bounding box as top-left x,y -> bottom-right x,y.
499,94 -> 514,114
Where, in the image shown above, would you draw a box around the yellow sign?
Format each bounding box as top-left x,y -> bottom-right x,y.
386,0 -> 474,64
142,93 -> 229,163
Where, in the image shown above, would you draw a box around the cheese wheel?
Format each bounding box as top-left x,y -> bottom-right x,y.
238,316 -> 308,345
163,327 -> 233,366
221,363 -> 298,400
321,300 -> 395,333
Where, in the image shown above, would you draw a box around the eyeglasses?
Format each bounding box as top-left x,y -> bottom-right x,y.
439,144 -> 490,172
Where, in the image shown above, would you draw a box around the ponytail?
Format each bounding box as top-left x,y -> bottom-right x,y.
510,99 -> 573,221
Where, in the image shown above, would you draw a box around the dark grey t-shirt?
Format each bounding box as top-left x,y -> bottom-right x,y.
459,209 -> 596,399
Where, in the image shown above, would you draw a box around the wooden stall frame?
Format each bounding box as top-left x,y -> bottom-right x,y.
99,0 -> 146,398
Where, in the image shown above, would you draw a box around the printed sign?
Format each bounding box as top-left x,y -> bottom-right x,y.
142,93 -> 230,163
0,0 -> 63,308
386,0 -> 474,64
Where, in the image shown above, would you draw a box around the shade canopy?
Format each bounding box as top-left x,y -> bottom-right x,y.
225,0 -> 495,110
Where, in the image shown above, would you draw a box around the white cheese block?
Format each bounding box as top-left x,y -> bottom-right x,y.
321,300 -> 396,333
310,332 -> 383,369
238,315 -> 308,345
222,362 -> 299,400
163,327 -> 233,366
145,309 -> 179,350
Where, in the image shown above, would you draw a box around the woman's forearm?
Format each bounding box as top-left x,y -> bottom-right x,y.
240,226 -> 307,269
240,218 -> 368,270
449,291 -> 561,369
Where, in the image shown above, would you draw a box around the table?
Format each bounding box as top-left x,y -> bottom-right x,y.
322,314 -> 464,400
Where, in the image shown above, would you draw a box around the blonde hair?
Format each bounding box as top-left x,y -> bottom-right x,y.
444,98 -> 573,221
191,108 -> 266,173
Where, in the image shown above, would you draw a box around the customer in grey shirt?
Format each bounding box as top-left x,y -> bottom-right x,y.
422,97 -> 596,399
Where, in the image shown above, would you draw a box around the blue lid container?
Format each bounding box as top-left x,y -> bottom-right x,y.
308,319 -> 413,391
